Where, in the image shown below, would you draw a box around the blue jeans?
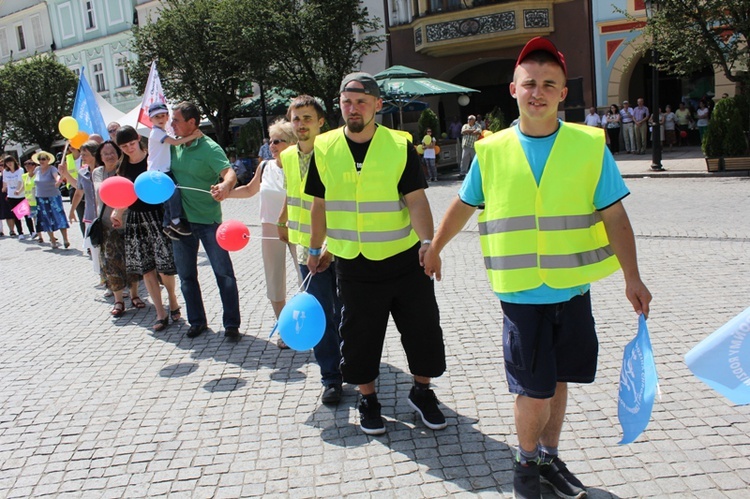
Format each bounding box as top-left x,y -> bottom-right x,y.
172,222 -> 241,329
300,262 -> 343,387
162,171 -> 183,226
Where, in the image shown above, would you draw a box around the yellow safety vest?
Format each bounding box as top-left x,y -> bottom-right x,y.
22,172 -> 37,206
280,146 -> 312,247
476,122 -> 621,293
314,126 -> 418,260
66,154 -> 79,188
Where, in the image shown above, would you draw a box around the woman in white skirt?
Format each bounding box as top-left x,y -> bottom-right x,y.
226,119 -> 301,347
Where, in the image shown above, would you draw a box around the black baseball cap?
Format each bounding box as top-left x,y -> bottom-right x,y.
339,72 -> 381,98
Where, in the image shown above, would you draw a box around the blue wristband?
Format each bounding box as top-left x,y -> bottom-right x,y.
309,247 -> 322,256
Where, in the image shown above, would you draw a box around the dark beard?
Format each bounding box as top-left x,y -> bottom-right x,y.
347,118 -> 364,133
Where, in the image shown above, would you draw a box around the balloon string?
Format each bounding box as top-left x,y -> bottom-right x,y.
176,186 -> 213,194
299,270 -> 313,293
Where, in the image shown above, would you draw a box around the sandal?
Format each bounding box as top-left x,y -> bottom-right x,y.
111,301 -> 125,317
153,317 -> 169,332
64,240 -> 71,249
170,307 -> 181,322
131,297 -> 146,309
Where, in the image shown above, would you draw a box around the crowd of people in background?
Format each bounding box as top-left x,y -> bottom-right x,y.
586,94 -> 720,158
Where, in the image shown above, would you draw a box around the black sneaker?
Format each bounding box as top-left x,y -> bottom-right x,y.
358,395 -> 385,435
539,454 -> 587,499
225,327 -> 241,343
186,324 -> 207,338
170,220 -> 192,236
514,459 -> 541,499
407,386 -> 447,430
321,384 -> 342,405
163,226 -> 180,241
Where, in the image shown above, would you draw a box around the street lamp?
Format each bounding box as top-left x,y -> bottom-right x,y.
645,0 -> 663,170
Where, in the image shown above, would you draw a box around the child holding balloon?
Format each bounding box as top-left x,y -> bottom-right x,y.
146,102 -> 203,240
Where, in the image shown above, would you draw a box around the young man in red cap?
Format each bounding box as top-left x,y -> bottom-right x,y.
422,37 -> 652,498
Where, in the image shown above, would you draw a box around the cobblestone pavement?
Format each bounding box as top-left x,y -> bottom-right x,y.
1,173 -> 749,498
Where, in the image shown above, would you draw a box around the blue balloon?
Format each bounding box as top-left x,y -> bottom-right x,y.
277,292 -> 325,350
134,170 -> 176,204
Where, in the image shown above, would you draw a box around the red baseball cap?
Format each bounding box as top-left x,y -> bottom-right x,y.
515,37 -> 567,77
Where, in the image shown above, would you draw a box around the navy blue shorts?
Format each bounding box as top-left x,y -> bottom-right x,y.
500,292 -> 598,399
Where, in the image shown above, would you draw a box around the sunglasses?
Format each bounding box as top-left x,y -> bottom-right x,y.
38,157 -> 50,161
270,139 -> 286,145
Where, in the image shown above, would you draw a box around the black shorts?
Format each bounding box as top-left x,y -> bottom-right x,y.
500,292 -> 598,399
338,266 -> 445,385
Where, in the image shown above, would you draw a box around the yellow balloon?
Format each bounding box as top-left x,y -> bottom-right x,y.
59,116 -> 79,139
416,144 -> 424,155
482,130 -> 494,138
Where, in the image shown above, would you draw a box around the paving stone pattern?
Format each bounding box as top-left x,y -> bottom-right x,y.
1,174 -> 749,498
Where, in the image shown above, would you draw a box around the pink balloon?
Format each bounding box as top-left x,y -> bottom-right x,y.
99,176 -> 137,209
216,219 -> 250,251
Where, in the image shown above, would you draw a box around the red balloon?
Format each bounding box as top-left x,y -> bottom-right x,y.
216,219 -> 250,251
99,176 -> 137,209
680,130 -> 688,138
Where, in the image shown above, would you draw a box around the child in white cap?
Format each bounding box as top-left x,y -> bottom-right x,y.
147,101 -> 202,239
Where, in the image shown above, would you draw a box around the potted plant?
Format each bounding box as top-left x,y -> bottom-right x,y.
703,96 -> 749,171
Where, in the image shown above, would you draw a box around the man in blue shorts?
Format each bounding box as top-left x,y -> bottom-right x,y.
422,37 -> 652,499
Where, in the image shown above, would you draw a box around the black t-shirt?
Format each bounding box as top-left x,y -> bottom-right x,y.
304,130 -> 427,281
121,155 -> 161,212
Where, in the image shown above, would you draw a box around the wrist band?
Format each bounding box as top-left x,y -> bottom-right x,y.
422,239 -> 432,245
276,222 -> 287,227
309,247 -> 322,256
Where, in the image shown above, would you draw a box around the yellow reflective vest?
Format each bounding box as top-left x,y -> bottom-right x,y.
280,146 -> 312,247
22,172 -> 37,206
314,126 -> 418,260
476,122 -> 621,293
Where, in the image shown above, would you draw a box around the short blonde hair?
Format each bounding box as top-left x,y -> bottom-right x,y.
268,119 -> 297,145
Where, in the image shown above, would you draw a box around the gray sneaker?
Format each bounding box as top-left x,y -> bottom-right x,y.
539,454 -> 587,499
514,459 -> 541,499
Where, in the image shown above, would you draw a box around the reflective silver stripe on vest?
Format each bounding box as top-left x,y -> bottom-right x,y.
325,200 -> 357,211
478,215 -> 536,235
327,228 -> 359,241
484,254 -> 538,270
287,220 -> 311,234
358,200 -> 406,213
540,246 -> 615,269
538,212 -> 602,231
328,225 -> 413,243
325,200 -> 405,213
288,197 -> 312,210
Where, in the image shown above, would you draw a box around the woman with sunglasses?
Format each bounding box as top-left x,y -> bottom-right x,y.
31,151 -> 70,249
111,127 -> 180,332
223,120 -> 301,347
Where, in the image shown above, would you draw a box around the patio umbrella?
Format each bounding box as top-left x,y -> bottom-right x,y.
374,65 -> 480,128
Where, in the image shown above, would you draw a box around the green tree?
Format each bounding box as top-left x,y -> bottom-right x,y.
0,55 -> 77,152
257,0 -> 386,127
129,0 -> 263,148
636,1 -> 750,90
418,109 -> 440,139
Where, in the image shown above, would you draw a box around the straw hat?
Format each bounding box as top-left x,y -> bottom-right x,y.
31,151 -> 55,164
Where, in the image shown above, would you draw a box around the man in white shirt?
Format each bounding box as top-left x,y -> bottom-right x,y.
584,107 -> 601,127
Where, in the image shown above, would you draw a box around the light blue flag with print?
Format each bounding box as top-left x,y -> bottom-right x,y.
72,69 -> 109,139
618,314 -> 659,445
685,306 -> 750,405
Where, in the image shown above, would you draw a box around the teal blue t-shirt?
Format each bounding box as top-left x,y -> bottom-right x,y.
458,122 -> 629,304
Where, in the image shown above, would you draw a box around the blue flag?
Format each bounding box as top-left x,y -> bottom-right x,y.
685,306 -> 750,405
72,70 -> 109,139
618,315 -> 659,445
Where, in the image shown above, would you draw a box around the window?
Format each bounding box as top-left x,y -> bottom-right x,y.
30,15 -> 44,48
70,67 -> 81,78
83,0 -> 97,30
116,55 -> 130,88
0,29 -> 8,58
92,62 -> 106,92
16,25 -> 26,51
58,3 -> 75,40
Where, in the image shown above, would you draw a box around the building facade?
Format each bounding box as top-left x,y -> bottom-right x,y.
592,0 -> 734,112
0,1 -> 55,65
384,0 -> 595,129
